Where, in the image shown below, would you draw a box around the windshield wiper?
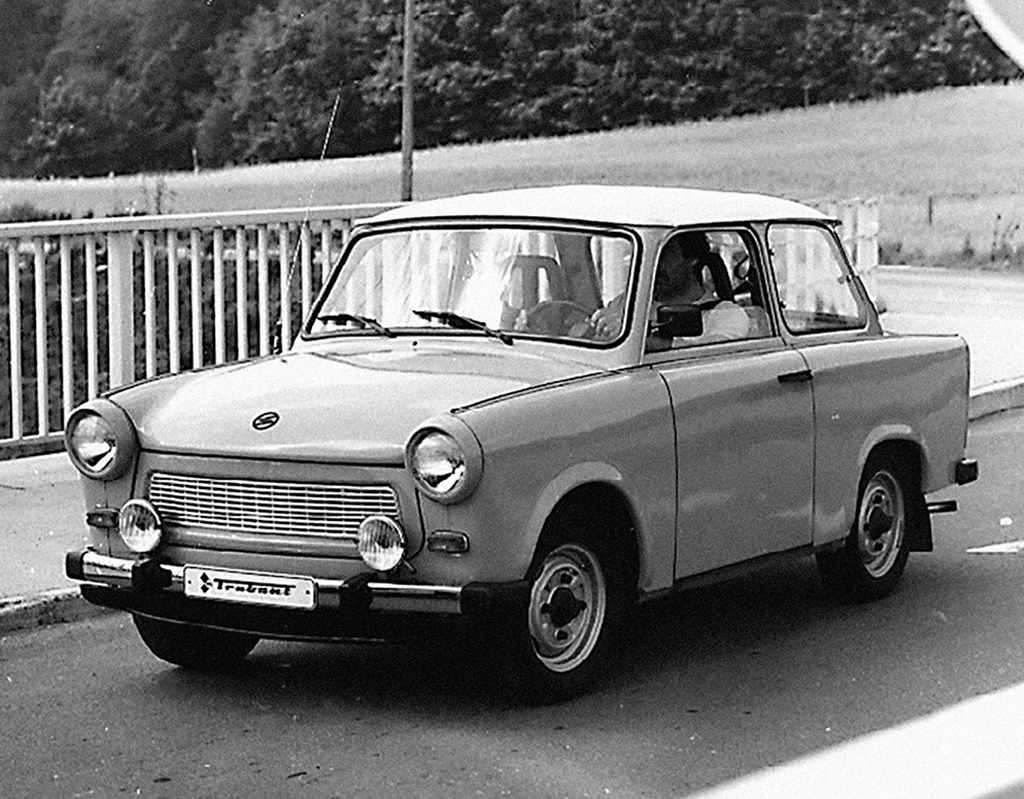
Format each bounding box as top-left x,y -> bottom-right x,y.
317,312 -> 397,338
413,309 -> 514,346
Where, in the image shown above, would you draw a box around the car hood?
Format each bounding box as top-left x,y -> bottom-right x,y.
111,342 -> 600,463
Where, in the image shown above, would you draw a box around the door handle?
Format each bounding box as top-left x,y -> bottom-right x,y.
777,369 -> 813,384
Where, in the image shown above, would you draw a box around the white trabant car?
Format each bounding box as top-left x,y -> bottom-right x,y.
65,185 -> 977,702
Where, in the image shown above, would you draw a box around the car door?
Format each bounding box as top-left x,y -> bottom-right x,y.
644,229 -> 815,579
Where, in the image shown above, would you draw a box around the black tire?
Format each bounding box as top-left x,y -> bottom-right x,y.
491,535 -> 634,704
133,614 -> 259,671
816,453 -> 916,602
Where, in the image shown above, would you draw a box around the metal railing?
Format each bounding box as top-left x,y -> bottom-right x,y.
0,198 -> 879,452
820,197 -> 881,299
0,204 -> 395,451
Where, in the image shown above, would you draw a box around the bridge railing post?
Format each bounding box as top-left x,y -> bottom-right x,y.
106,231 -> 136,389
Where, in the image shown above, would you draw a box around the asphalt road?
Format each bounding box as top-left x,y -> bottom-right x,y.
2,409 -> 1023,799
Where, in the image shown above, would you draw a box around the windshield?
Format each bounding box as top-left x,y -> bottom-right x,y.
307,226 -> 636,343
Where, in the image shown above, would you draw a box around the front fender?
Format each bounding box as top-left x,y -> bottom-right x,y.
523,462 -> 625,544
414,369 -> 677,592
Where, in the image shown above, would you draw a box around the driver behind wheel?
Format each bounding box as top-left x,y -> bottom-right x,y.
591,231 -> 748,345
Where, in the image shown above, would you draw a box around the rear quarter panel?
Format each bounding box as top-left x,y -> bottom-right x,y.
797,333 -> 970,545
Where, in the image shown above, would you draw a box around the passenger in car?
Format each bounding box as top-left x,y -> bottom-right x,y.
592,231 -> 749,345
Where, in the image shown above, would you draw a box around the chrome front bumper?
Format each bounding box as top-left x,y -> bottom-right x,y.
67,550 -> 464,615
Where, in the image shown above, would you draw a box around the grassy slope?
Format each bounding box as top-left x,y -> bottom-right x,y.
1,82 -> 1022,261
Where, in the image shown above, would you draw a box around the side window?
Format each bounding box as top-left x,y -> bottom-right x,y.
767,225 -> 867,334
645,229 -> 771,353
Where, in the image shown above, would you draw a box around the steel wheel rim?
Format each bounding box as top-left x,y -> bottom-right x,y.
528,544 -> 607,673
857,470 -> 905,578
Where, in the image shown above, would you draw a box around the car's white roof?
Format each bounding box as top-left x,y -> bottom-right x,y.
369,185 -> 830,228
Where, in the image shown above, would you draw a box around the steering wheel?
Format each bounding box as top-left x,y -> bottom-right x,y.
525,300 -> 595,338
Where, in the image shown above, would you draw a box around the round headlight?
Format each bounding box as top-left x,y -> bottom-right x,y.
410,431 -> 466,494
405,419 -> 484,505
358,516 -> 406,572
119,499 -> 162,554
68,412 -> 117,473
65,400 -> 137,480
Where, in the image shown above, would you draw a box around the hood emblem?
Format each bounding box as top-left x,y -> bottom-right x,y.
252,411 -> 280,431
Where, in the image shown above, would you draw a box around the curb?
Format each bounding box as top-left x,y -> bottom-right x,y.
0,587 -> 117,636
5,377 -> 1024,636
969,376 -> 1024,421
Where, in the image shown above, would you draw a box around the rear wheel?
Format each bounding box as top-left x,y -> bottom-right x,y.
817,453 -> 915,602
133,614 -> 259,671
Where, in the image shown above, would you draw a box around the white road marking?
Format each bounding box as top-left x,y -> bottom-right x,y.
691,679 -> 1024,799
966,540 -> 1024,554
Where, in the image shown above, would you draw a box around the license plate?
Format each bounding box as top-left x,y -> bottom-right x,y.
184,567 -> 316,610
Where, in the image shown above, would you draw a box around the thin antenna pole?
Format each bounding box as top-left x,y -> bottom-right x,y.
273,89 -> 345,353
400,0 -> 415,201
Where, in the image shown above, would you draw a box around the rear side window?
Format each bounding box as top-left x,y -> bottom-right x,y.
767,224 -> 867,334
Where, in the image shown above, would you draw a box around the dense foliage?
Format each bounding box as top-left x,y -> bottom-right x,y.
0,0 -> 1018,178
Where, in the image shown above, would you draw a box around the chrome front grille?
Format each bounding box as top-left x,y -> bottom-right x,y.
148,473 -> 400,540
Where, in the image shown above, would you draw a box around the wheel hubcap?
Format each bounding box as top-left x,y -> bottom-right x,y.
857,470 -> 905,577
528,544 -> 607,673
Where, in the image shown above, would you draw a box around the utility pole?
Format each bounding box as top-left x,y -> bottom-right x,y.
400,0 -> 415,201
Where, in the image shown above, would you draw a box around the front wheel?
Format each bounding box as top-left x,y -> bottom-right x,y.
133,614 -> 259,671
490,539 -> 631,703
528,543 -> 608,675
816,454 -> 914,602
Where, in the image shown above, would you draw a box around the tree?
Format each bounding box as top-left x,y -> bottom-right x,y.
24,75 -> 127,176
0,0 -> 67,175
492,0 -> 579,136
3,0 -> 1021,177
408,0 -> 510,145
198,0 -> 383,167
18,0 -> 270,176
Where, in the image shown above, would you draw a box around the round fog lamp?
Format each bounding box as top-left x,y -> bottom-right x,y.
119,499 -> 162,554
358,516 -> 406,572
